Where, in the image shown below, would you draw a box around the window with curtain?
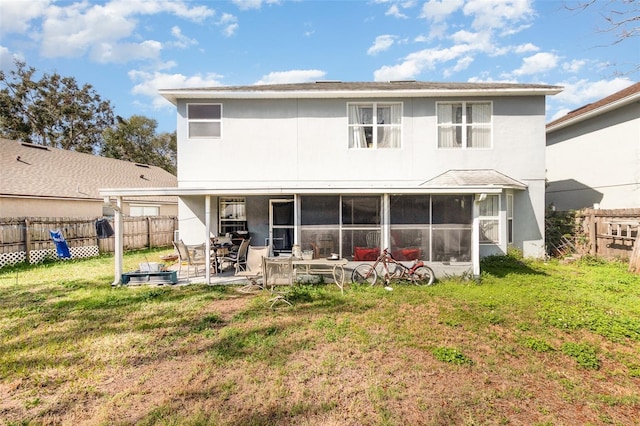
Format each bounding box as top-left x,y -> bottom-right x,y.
479,194 -> 500,244
437,102 -> 491,148
348,103 -> 401,149
187,103 -> 221,139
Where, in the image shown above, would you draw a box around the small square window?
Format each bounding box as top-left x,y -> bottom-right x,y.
188,103 -> 222,139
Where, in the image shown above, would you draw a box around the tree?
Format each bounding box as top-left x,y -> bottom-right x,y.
566,0 -> 639,74
572,0 -> 639,43
0,60 -> 113,153
102,115 -> 177,174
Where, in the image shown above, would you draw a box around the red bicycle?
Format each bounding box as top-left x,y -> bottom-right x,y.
351,248 -> 435,286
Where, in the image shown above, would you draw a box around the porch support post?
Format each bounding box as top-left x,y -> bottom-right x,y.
113,196 -> 124,286
472,197 -> 480,277
293,194 -> 300,245
205,195 -> 212,284
382,194 -> 390,250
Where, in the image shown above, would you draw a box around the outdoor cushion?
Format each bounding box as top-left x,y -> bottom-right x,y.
354,247 -> 380,261
392,248 -> 421,261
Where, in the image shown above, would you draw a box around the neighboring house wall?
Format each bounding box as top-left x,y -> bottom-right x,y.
0,197 -> 177,218
546,83 -> 640,211
1,197 -> 99,217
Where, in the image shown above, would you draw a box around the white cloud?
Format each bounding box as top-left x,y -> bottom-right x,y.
386,4 -> 408,18
232,0 -> 263,10
6,0 -> 215,62
552,78 -> 634,106
374,42 -> 480,81
232,0 -> 281,10
562,59 -> 587,73
444,55 -> 474,77
254,69 -> 326,85
511,52 -> 559,76
546,77 -> 635,122
0,0 -> 52,34
368,35 -> 397,55
0,45 -> 24,71
91,40 -> 163,64
218,13 -> 239,37
514,43 -> 539,53
129,69 -> 224,109
420,0 -> 464,23
169,26 -> 198,49
463,0 -> 535,32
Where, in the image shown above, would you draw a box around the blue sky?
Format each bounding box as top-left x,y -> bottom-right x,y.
1,0 -> 638,133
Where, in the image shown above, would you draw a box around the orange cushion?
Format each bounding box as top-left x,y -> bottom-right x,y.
392,248 -> 421,261
354,247 -> 379,261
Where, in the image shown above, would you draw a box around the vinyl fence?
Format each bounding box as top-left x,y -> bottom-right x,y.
0,216 -> 177,268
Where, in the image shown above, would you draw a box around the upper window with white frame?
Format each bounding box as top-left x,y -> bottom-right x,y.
437,102 -> 491,148
348,103 -> 402,149
187,103 -> 221,139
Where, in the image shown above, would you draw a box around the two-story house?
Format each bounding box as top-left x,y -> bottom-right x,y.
102,81 -> 561,283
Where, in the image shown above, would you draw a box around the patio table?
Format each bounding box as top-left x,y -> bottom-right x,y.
292,258 -> 348,294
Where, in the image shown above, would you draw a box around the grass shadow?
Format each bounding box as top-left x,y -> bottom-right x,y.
480,253 -> 548,278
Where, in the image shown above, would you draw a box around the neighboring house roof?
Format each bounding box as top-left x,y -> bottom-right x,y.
547,82 -> 640,132
420,169 -> 527,190
1,138 -> 177,202
160,81 -> 562,104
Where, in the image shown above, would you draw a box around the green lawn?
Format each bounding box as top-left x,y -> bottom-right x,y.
1,249 -> 639,425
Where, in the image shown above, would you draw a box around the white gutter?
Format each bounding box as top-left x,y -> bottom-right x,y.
100,185 -> 509,198
159,87 -> 562,105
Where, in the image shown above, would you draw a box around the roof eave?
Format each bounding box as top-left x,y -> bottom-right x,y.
100,184 -> 520,198
547,91 -> 640,133
159,87 -> 562,105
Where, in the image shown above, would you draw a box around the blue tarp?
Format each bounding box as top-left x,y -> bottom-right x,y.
49,229 -> 71,259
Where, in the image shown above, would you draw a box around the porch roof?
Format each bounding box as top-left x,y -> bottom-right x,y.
420,169 -> 527,190
100,169 -> 524,198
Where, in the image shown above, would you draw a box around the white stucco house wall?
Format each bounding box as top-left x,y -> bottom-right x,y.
102,81 -> 561,283
546,82 -> 640,211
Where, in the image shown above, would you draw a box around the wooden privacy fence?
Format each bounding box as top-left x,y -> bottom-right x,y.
0,216 -> 177,268
574,208 -> 639,271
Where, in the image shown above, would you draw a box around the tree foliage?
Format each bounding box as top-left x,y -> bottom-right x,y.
102,115 -> 177,174
0,60 -> 114,153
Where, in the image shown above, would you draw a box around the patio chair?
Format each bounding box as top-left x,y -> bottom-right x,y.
366,231 -> 380,248
236,245 -> 270,293
218,238 -> 251,273
263,256 -> 294,308
173,240 -> 207,279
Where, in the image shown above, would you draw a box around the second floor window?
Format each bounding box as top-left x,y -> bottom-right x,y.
348,103 -> 401,149
437,102 -> 491,148
188,103 -> 221,139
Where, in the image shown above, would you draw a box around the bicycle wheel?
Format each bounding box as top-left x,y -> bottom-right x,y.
351,264 -> 377,285
412,266 -> 435,285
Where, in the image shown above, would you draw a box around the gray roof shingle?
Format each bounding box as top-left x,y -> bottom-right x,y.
420,169 -> 527,189
1,139 -> 177,201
